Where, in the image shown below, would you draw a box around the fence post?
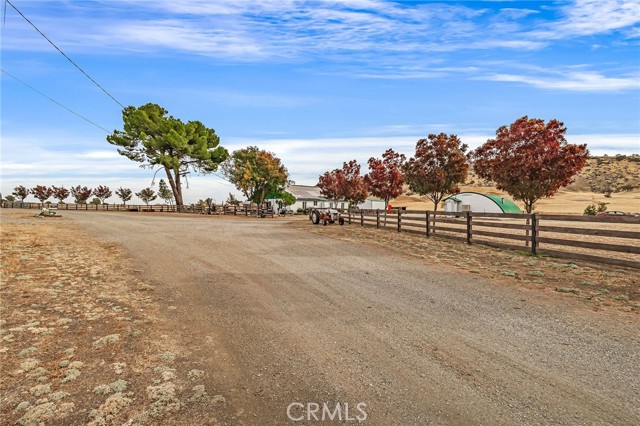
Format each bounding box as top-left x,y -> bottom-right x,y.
466,211 -> 472,244
531,213 -> 538,255
360,210 -> 364,227
376,209 -> 380,228
426,211 -> 430,238
397,210 -> 402,233
348,210 -> 351,225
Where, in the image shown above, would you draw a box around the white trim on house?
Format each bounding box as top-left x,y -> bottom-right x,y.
269,185 -> 381,212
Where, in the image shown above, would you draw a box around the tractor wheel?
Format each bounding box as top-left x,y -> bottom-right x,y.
311,211 -> 320,224
338,217 -> 345,225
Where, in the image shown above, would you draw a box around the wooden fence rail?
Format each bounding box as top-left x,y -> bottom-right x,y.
1,202 -> 275,217
348,209 -> 640,269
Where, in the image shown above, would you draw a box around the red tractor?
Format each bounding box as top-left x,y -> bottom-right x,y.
309,208 -> 345,226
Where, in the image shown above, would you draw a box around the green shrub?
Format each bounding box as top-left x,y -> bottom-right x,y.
584,201 -> 608,215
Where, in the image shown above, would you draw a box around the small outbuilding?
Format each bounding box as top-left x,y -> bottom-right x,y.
444,192 -> 522,214
358,198 -> 386,210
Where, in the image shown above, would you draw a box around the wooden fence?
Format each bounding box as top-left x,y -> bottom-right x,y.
348,209 -> 640,269
1,202 -> 275,217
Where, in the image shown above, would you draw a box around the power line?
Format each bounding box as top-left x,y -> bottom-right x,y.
1,68 -> 111,133
5,0 -> 125,109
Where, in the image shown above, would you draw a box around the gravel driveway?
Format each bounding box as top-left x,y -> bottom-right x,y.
67,211 -> 639,425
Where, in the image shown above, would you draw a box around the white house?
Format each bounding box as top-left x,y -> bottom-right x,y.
265,185 -> 348,212
266,185 -> 385,212
443,192 -> 522,214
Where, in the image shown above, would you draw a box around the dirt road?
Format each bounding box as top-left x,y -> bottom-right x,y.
62,211 -> 640,424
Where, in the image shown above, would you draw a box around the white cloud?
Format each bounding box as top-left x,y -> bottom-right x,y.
110,20 -> 267,58
531,0 -> 640,39
486,71 -> 640,91
560,0 -> 640,36
2,0 -> 547,60
565,134 -> 640,155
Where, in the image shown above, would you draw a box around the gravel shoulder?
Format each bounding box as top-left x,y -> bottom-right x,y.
2,210 -> 639,425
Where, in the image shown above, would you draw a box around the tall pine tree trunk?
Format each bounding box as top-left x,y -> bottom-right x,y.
164,167 -> 184,207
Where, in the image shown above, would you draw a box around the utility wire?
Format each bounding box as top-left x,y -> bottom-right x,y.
1,68 -> 110,133
5,0 -> 125,109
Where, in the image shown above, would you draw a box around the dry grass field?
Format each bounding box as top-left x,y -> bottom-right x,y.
394,155 -> 640,214
393,188 -> 640,214
0,214 -> 226,425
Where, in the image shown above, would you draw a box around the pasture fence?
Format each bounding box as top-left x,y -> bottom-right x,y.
1,202 -> 275,217
347,209 -> 640,269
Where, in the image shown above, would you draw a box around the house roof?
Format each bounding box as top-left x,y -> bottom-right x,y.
284,185 -> 327,201
444,192 -> 522,214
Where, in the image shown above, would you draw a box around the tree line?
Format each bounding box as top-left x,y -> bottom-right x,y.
7,102 -> 292,210
6,180 -> 175,206
4,106 -> 588,215
317,116 -> 588,213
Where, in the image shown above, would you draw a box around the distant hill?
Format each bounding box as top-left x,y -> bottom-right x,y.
464,154 -> 640,194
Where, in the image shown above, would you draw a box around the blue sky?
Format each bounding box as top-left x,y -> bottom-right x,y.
2,0 -> 639,204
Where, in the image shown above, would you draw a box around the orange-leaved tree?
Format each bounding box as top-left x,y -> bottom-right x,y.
471,116 -> 588,213
222,146 -> 289,207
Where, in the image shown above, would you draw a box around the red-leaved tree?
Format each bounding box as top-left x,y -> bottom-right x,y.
51,186 -> 70,203
318,160 -> 369,208
318,170 -> 341,201
340,160 -> 369,207
471,116 -> 588,213
70,186 -> 92,204
365,148 -> 406,209
404,133 -> 469,212
92,185 -> 113,204
30,185 -> 53,203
